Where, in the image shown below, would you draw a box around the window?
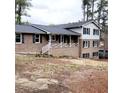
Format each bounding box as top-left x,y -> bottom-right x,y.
16,34 -> 22,44
82,53 -> 90,58
93,40 -> 99,47
35,34 -> 40,43
93,52 -> 98,57
83,28 -> 86,34
83,28 -> 90,35
93,29 -> 99,35
83,40 -> 90,48
52,35 -> 56,41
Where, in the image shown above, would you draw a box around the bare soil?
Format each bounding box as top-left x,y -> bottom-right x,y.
16,55 -> 108,93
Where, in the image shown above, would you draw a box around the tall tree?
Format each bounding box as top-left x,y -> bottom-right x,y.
96,0 -> 108,33
15,0 -> 31,24
97,0 -> 108,24
91,0 -> 97,19
81,0 -> 108,33
82,0 -> 91,21
86,2 -> 91,21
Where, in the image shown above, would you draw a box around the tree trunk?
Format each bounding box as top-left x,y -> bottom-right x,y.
86,5 -> 88,21
91,0 -> 94,20
17,5 -> 22,24
83,6 -> 86,21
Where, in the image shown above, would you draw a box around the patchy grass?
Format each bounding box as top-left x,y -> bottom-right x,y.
16,54 -> 108,93
59,58 -> 108,70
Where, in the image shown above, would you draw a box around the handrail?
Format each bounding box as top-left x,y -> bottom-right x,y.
42,43 -> 51,54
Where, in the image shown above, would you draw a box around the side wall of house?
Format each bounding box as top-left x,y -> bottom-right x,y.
81,23 -> 100,59
82,39 -> 99,59
69,22 -> 100,59
15,33 -> 48,54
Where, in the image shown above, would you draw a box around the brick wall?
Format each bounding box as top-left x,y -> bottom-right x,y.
50,47 -> 79,58
15,34 -> 48,54
81,39 -> 100,59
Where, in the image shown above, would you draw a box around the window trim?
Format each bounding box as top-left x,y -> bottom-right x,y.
93,29 -> 99,35
83,40 -> 90,48
93,40 -> 99,48
93,52 -> 98,57
16,33 -> 22,44
82,53 -> 90,58
83,28 -> 90,35
35,34 -> 40,43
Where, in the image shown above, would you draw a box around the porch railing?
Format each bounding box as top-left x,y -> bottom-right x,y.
42,43 -> 51,54
41,42 -> 79,54
51,43 -> 79,48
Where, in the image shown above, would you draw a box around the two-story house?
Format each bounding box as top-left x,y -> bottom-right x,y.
15,20 -> 101,59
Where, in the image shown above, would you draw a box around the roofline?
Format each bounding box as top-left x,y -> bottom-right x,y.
31,25 -> 50,34
65,26 -> 82,29
15,32 -> 46,34
83,20 -> 102,29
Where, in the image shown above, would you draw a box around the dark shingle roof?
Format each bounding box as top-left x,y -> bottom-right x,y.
15,20 -> 100,35
52,20 -> 101,29
16,25 -> 46,34
32,24 -> 80,35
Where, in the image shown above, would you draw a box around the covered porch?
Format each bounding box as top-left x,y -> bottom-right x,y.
48,34 -> 79,48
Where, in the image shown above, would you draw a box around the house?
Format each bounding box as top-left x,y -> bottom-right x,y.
99,32 -> 108,59
15,20 -> 101,59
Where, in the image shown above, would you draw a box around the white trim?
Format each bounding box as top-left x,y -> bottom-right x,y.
16,33 -> 22,44
93,40 -> 99,48
83,40 -> 90,48
93,29 -> 99,35
35,34 -> 40,43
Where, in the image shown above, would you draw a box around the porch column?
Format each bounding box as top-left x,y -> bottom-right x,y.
60,35 -> 62,47
69,35 -> 71,47
48,34 -> 52,55
49,34 -> 52,44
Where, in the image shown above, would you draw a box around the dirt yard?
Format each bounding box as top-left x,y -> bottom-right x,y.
15,55 -> 108,93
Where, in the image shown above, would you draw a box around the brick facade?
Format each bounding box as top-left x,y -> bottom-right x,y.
50,47 -> 79,58
15,34 -> 48,54
16,33 -> 99,59
81,39 -> 99,59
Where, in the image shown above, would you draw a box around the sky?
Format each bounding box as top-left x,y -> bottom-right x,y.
22,0 -> 83,25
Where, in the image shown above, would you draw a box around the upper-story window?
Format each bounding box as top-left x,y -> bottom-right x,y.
83,40 -> 90,48
83,28 -> 90,35
16,33 -> 22,44
93,29 -> 99,35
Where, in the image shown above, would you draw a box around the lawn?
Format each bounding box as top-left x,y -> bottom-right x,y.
16,54 -> 108,93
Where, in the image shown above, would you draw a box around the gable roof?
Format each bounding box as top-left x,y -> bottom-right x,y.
53,20 -> 101,29
32,24 -> 80,35
15,20 -> 101,35
16,25 -> 46,34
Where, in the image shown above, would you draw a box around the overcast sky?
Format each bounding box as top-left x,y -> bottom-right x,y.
22,0 -> 83,25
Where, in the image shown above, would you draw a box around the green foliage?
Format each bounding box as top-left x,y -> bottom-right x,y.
81,0 -> 108,33
15,0 -> 32,24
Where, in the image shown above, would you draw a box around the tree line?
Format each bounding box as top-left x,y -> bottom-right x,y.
15,0 -> 108,33
82,0 -> 108,33
15,0 -> 31,24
